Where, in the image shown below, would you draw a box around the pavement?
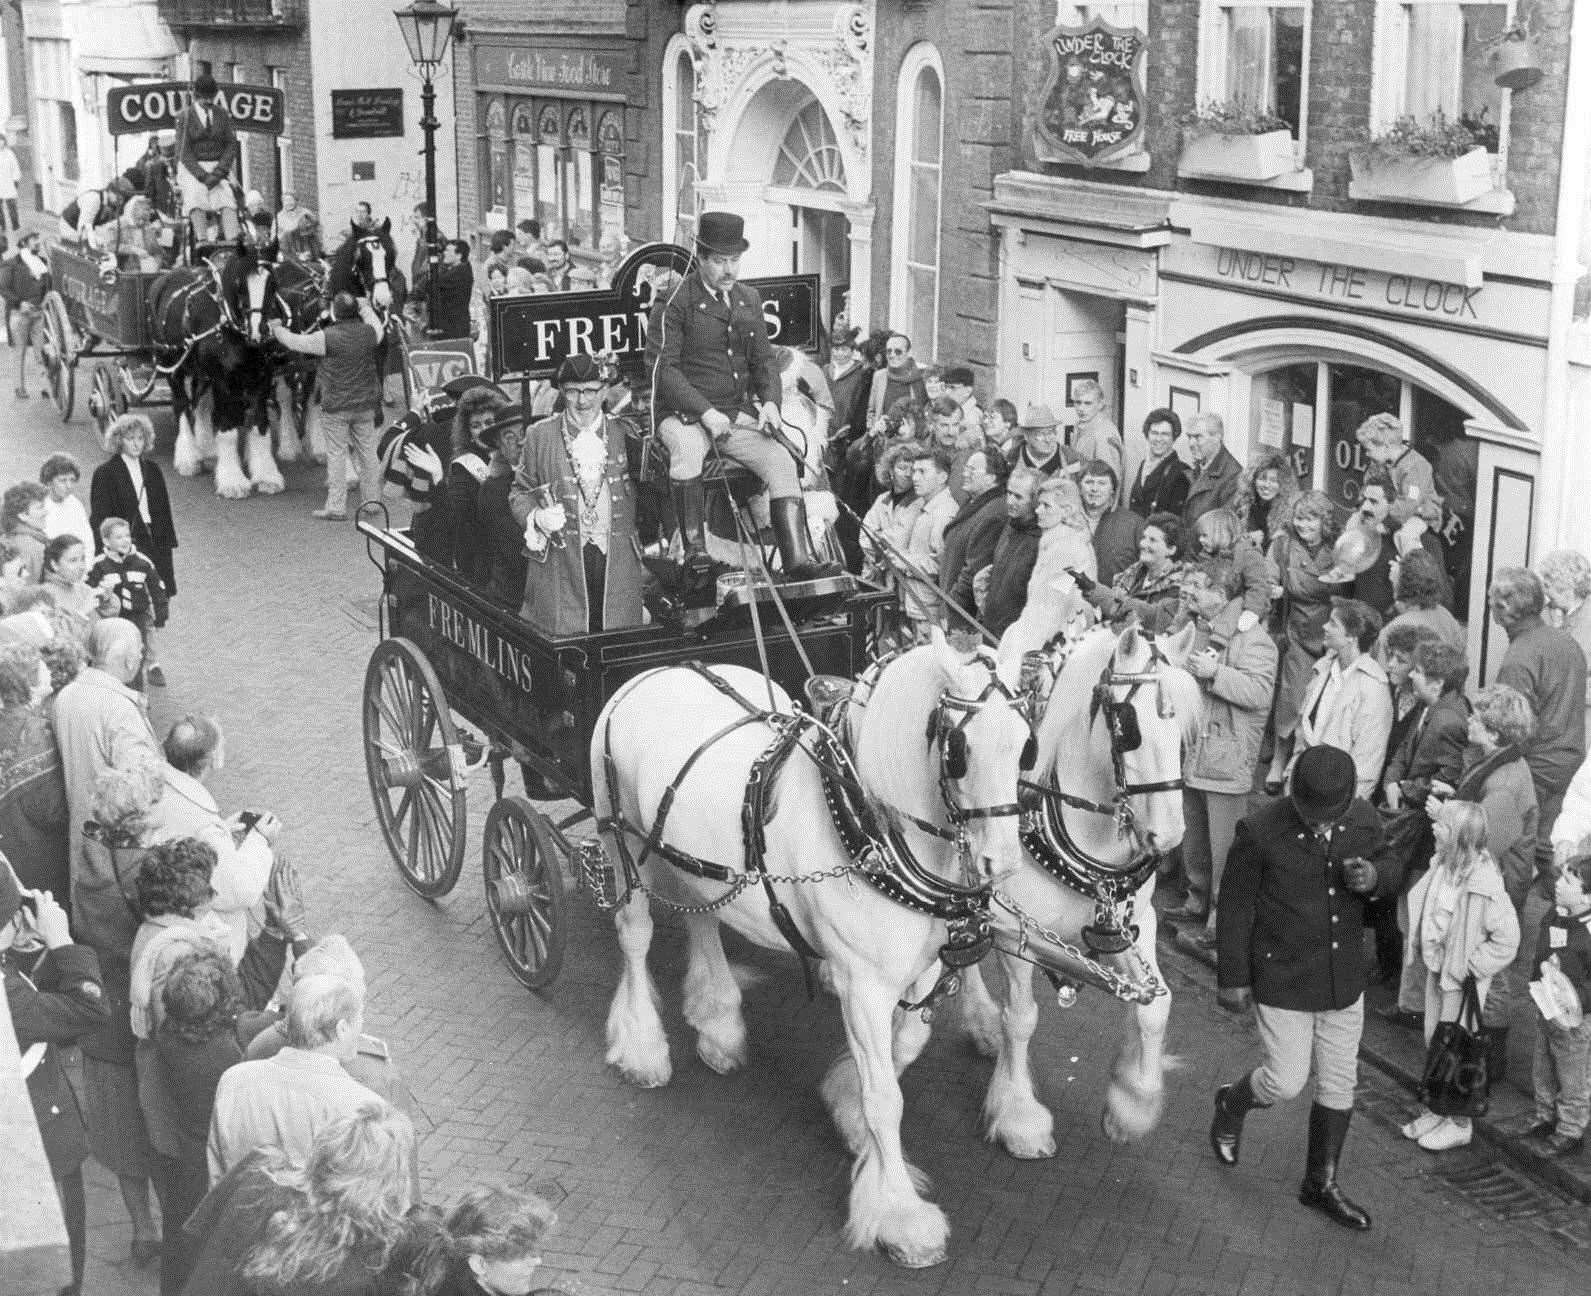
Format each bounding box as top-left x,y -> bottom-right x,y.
2,371 -> 1589,1294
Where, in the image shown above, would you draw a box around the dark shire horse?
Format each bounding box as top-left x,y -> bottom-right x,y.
328,219 -> 410,407
268,255 -> 333,467
151,242 -> 287,498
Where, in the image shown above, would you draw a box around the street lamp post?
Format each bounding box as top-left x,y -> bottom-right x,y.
393,0 -> 459,338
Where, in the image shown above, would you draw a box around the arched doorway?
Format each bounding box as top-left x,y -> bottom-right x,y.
721,80 -> 854,327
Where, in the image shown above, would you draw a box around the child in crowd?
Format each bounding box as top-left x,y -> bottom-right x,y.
39,453 -> 95,551
1189,507 -> 1276,632
1528,856 -> 1591,1158
88,515 -> 169,686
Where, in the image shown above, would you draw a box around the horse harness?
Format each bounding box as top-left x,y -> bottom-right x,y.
1020,638 -> 1185,957
596,660 -> 1010,1006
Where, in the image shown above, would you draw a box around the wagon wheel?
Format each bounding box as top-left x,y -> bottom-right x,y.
482,797 -> 567,990
362,637 -> 469,898
87,363 -> 115,443
39,292 -> 76,421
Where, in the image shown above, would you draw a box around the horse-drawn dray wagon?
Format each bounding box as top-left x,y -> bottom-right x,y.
37,78 -> 290,447
358,246 -> 1199,1265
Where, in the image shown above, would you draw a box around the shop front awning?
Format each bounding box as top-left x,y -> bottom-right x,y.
69,5 -> 180,76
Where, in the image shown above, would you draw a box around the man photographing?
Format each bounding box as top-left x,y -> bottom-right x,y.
647,210 -> 838,584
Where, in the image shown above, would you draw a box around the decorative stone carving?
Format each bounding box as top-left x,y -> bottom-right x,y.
684,2 -> 873,154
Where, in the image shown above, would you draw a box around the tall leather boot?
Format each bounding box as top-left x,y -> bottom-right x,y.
1209,1071 -> 1269,1166
672,476 -> 712,570
769,496 -> 841,581
1298,1104 -> 1372,1230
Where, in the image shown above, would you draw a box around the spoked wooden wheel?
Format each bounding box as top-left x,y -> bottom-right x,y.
88,363 -> 115,442
362,638 -> 468,898
482,796 -> 567,990
40,293 -> 75,421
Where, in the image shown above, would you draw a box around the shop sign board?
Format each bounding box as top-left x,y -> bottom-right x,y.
1033,21 -> 1146,167
331,89 -> 405,140
474,45 -> 627,95
490,244 -> 821,381
1162,241 -> 1550,343
107,81 -> 285,136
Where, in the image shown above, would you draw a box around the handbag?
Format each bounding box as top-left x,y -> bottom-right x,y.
1419,973 -> 1490,1118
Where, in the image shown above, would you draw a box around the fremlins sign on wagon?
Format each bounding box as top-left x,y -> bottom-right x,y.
1033,19 -> 1146,166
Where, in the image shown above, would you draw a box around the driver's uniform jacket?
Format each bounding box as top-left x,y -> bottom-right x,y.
1216,796 -> 1400,1011
647,273 -> 779,424
1184,599 -> 1277,795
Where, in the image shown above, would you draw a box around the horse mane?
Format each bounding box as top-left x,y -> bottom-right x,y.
852,642 -> 989,821
1037,625 -> 1202,775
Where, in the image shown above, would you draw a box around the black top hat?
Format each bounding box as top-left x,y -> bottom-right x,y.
556,353 -> 604,386
696,211 -> 750,257
1290,745 -> 1357,824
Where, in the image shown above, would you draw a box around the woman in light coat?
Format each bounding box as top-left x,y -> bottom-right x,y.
1292,598 -> 1393,800
1399,800 -> 1520,1152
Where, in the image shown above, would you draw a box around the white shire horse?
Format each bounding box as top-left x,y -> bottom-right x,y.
596,632 -> 1064,1266
960,623 -> 1200,1156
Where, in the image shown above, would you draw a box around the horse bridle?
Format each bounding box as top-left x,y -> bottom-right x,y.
353,234 -> 391,299
1025,640 -> 1185,850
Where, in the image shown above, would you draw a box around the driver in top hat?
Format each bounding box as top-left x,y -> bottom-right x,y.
646,211 -> 839,583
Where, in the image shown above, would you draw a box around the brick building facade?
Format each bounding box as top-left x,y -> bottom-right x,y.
447,0 -> 668,259
858,0 -> 1585,674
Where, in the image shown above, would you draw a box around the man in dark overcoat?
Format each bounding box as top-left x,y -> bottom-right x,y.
174,72 -> 239,245
646,210 -> 838,582
1209,744 -> 1400,1231
1,853 -> 111,1295
509,354 -> 643,636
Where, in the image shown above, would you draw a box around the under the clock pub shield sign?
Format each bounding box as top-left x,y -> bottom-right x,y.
1033,19 -> 1147,167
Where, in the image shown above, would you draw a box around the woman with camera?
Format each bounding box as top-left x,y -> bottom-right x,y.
1,853 -> 111,1296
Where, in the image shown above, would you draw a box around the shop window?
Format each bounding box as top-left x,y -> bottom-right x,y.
1247,358 -> 1474,618
1372,2 -> 1511,156
487,96 -> 619,247
891,44 -> 943,357
1196,2 -> 1309,138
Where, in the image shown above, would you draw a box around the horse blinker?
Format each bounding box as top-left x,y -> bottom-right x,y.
944,726 -> 968,781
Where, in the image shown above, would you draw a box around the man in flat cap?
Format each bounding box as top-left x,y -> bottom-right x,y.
509,354 -> 644,636
646,211 -> 838,583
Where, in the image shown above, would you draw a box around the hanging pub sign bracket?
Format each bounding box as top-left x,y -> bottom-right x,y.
1032,20 -> 1147,169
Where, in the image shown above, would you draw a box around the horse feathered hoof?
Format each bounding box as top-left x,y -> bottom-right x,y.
880,1240 -> 947,1268
253,477 -> 285,496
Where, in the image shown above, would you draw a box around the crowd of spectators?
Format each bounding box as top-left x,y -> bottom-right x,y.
0,645 -> 565,1294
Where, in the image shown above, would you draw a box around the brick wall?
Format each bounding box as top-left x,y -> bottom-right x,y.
448,0 -> 665,244
186,33 -> 316,207
870,0 -> 1022,379
1005,0 -> 1573,233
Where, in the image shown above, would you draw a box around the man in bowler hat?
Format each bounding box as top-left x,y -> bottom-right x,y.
646,211 -> 839,583
1209,744 -> 1400,1230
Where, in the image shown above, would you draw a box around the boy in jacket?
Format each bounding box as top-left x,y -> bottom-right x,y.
1528,857 -> 1591,1157
88,516 -> 169,684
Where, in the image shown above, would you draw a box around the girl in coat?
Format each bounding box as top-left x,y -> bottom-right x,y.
1190,507 -> 1277,628
1399,800 -> 1521,1152
1233,449 -> 1300,550
998,474 -> 1096,661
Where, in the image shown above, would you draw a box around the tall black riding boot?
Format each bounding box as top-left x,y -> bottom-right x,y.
1298,1104 -> 1372,1230
1209,1071 -> 1269,1166
671,476 -> 712,572
770,496 -> 841,581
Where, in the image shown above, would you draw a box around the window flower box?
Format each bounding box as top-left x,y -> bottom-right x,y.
1348,146 -> 1494,206
1178,128 -> 1298,182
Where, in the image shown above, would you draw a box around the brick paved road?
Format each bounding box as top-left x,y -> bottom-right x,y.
2,380 -> 1587,1295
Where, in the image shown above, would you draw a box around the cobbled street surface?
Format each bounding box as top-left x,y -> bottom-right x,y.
4,384 -> 1588,1296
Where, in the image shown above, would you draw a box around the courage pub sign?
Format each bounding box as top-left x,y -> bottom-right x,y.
1033,19 -> 1147,167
